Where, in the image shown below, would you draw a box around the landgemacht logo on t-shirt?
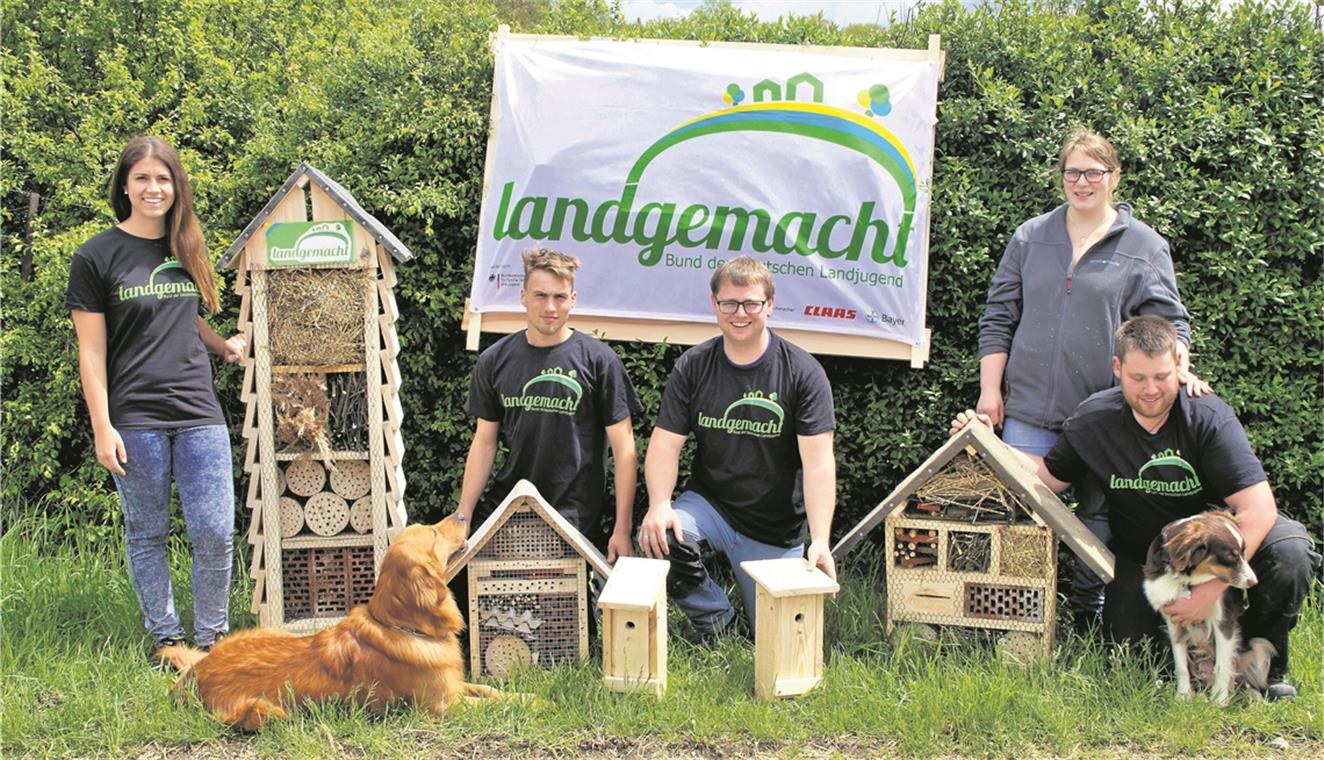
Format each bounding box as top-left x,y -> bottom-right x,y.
502,367 -> 583,415
697,390 -> 785,438
117,258 -> 199,303
1108,448 -> 1203,497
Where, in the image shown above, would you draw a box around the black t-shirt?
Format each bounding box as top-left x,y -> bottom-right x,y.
65,227 -> 224,429
1044,388 -> 1266,563
466,330 -> 641,544
655,331 -> 836,547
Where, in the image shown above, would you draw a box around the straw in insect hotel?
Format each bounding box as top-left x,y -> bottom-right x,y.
1000,529 -> 1049,577
267,269 -> 369,365
271,372 -> 334,464
913,453 -> 1030,523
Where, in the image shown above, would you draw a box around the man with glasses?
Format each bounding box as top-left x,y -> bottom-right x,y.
638,256 -> 837,642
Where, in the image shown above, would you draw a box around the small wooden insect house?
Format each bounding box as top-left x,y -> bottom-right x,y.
833,420 -> 1114,657
597,556 -> 670,697
742,558 -> 839,700
445,480 -> 611,679
218,164 -> 413,631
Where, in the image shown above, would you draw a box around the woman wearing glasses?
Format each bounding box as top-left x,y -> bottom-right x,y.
976,128 -> 1208,629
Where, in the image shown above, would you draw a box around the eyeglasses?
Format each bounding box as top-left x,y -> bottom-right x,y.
1062,168 -> 1115,184
715,299 -> 767,315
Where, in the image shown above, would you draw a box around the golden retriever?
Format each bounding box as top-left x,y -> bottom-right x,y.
157,514 -> 505,730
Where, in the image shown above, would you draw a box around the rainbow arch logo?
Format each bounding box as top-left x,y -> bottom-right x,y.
626,102 -> 919,262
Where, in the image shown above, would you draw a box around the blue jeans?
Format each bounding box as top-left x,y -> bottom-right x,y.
668,491 -> 803,635
113,424 -> 235,646
1003,417 -> 1109,621
1000,417 -> 1059,457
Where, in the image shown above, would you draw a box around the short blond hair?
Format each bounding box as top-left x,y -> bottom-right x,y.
522,247 -> 580,287
1056,128 -> 1121,174
710,255 -> 774,299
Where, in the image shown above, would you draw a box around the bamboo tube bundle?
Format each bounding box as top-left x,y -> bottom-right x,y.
948,531 -> 992,573
327,371 -> 368,451
892,527 -> 938,567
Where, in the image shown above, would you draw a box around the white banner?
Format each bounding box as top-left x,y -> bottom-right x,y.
471,35 -> 940,347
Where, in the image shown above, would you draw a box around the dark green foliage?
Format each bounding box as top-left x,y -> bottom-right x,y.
3,0 -> 1320,545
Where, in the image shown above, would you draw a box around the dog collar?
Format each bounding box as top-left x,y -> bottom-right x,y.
386,623 -> 436,640
366,609 -> 443,642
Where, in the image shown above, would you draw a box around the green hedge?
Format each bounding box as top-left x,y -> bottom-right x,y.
3,0 -> 1320,545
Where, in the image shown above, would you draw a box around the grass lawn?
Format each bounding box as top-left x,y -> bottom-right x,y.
2,518 -> 1319,759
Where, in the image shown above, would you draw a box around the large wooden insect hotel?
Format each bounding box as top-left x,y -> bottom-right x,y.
833,420 -> 1114,657
219,164 -> 413,630
445,480 -> 611,679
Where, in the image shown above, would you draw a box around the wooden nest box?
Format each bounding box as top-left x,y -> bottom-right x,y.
219,164 -> 413,631
445,481 -> 611,679
833,420 -> 1114,656
597,556 -> 670,697
742,558 -> 838,700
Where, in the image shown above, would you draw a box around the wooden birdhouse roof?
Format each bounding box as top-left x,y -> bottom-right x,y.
216,163 -> 415,270
444,479 -> 612,582
832,420 -> 1115,582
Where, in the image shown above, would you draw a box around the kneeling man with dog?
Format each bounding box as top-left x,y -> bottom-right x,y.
953,315 -> 1317,700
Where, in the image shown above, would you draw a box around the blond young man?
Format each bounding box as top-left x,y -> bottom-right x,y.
639,256 -> 837,640
457,248 -> 640,561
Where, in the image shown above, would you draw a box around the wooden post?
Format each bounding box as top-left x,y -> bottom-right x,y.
20,192 -> 38,282
741,558 -> 838,701
597,557 -> 669,697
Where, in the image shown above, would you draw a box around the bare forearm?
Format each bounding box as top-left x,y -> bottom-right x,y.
979,352 -> 1007,393
803,459 -> 836,545
1227,482 -> 1277,560
644,444 -> 679,508
613,464 -> 636,536
606,419 -> 639,536
197,317 -> 227,355
457,440 -> 497,519
77,348 -> 114,431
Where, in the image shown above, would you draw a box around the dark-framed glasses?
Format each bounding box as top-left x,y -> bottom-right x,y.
715,299 -> 767,315
1062,168 -> 1115,184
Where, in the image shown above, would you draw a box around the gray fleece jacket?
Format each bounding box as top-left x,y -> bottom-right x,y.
978,202 -> 1190,432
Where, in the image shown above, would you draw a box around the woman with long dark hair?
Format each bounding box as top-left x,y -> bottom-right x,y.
67,136 -> 245,655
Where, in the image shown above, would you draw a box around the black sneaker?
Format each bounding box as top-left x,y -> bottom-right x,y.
150,635 -> 188,665
196,636 -> 223,653
1265,680 -> 1297,702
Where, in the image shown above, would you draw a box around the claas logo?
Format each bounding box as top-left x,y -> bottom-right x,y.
803,305 -> 857,320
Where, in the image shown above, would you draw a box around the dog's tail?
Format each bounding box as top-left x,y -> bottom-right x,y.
1238,637 -> 1277,691
154,644 -> 207,674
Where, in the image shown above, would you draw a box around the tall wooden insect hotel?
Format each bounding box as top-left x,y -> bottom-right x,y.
445,480 -> 611,679
218,164 -> 413,630
833,420 -> 1114,656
